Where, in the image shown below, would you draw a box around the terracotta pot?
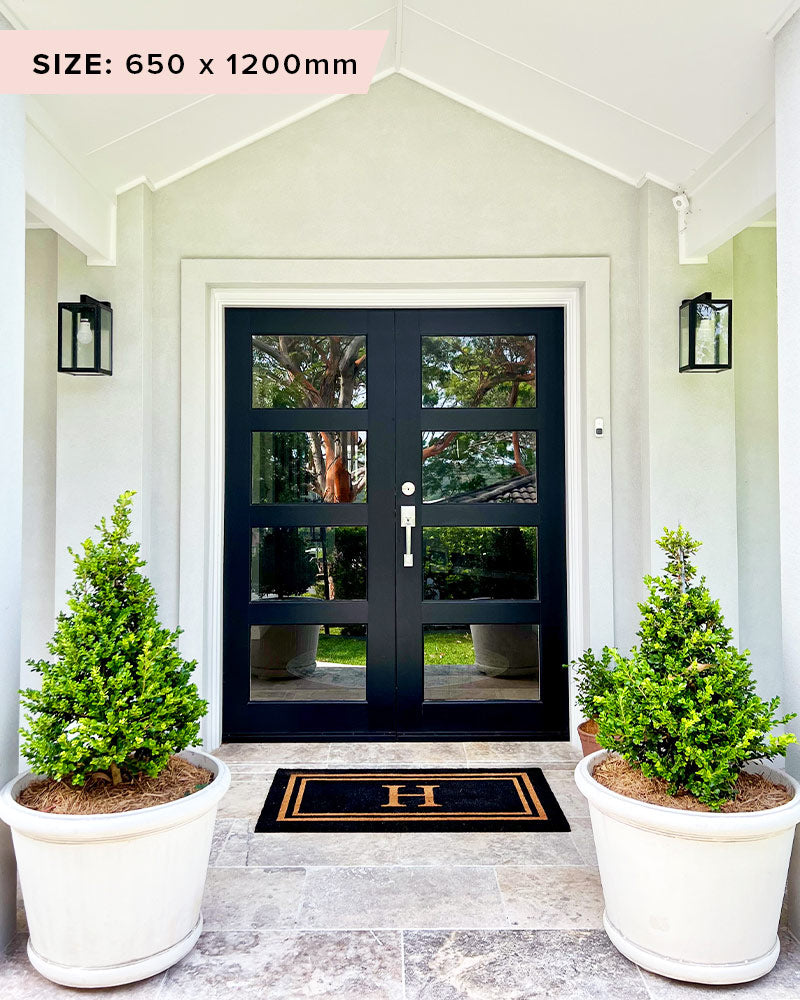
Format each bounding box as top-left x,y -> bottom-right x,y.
578,720 -> 602,757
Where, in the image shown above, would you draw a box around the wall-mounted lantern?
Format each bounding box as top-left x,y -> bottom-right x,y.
58,295 -> 112,375
679,292 -> 732,372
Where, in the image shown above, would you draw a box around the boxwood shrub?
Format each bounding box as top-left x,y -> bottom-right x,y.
20,492 -> 207,786
593,526 -> 795,809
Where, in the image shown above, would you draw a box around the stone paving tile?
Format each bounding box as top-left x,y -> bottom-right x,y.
403,928 -> 650,1000
0,936 -> 166,999
215,773 -> 274,820
162,929 -> 404,1000
210,818 -> 251,867
213,742 -> 330,764
202,867 -> 306,929
569,817 -> 599,866
638,929 -> 800,999
464,741 -> 580,767
208,817 -> 233,865
394,831 -> 582,867
496,865 -> 605,929
298,866 -> 508,929
247,830 -> 400,867
327,742 -> 468,765
541,768 -> 591,823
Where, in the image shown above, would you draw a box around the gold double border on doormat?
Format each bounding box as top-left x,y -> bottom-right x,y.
276,770 -> 549,822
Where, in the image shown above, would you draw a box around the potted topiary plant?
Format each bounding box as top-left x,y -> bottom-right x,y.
0,492 -> 230,988
569,646 -> 615,756
574,526 -> 800,985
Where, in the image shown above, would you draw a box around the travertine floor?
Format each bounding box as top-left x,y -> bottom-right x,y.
4,741 -> 800,999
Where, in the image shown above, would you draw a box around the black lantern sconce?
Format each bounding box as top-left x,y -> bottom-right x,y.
58,295 -> 113,375
679,292 -> 732,373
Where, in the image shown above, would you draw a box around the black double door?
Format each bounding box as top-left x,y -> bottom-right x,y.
223,308 -> 567,740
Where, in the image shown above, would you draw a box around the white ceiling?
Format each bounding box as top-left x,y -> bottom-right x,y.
4,1 -> 796,200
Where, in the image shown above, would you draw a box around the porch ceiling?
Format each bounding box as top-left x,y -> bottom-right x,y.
5,0 -> 795,255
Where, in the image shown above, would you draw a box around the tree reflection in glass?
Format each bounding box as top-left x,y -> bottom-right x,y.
252,430 -> 366,504
252,335 -> 366,409
422,430 -> 537,503
251,335 -> 367,503
423,526 -> 538,600
421,335 -> 536,408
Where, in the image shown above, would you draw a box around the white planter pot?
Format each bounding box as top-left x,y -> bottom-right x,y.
575,751 -> 800,985
0,748 -> 230,989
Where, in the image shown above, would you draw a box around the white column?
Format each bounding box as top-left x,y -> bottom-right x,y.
0,94 -> 26,947
775,9 -> 800,934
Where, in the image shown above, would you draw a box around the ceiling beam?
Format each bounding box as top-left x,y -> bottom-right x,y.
26,122 -> 116,265
395,0 -> 404,70
679,110 -> 775,260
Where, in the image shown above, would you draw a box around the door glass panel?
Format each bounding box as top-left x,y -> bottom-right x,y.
423,624 -> 540,701
252,430 -> 366,503
422,430 -> 537,503
421,335 -> 536,408
251,526 -> 367,600
252,335 -> 366,408
250,624 -> 366,701
423,526 -> 538,600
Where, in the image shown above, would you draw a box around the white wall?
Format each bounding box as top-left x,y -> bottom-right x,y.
152,76 -> 745,648
146,76 -> 644,641
25,73 -> 772,716
0,93 -> 26,948
53,185 -> 153,608
638,182 -> 739,633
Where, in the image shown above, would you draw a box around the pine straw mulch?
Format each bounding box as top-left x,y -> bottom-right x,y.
579,718 -> 599,735
593,755 -> 793,813
18,755 -> 213,816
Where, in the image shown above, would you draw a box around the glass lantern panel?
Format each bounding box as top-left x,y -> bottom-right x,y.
100,308 -> 112,372
679,302 -> 690,370
60,306 -> 74,369
76,310 -> 95,369
713,304 -> 730,366
694,301 -> 721,366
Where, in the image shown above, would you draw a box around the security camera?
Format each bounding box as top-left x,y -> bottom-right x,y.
672,193 -> 690,213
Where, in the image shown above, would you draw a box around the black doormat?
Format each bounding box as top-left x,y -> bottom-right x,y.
254,768 -> 570,832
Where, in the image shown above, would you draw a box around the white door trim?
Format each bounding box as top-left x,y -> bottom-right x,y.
179,257 -> 614,749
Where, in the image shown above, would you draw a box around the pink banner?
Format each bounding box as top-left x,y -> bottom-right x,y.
0,30 -> 388,95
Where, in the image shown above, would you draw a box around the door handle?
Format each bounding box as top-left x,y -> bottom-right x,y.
400,505 -> 416,567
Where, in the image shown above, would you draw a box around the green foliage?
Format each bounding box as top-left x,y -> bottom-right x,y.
421,430 -> 536,502
570,647 -> 616,722
637,525 -> 734,668
423,526 -> 538,600
591,526 -> 795,809
20,493 -> 207,786
421,336 -> 536,408
316,628 -> 367,666
329,527 -> 367,635
257,527 -> 318,599
329,526 -> 367,600
252,335 -> 366,409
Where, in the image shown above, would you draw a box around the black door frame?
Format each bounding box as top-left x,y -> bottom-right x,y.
222,307 -> 568,740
